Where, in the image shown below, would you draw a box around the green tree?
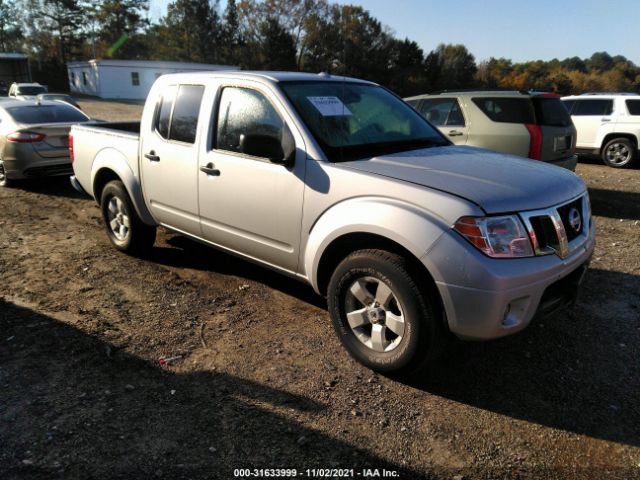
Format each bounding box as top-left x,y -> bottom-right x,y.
94,0 -> 149,59
426,43 -> 477,90
0,0 -> 23,51
256,17 -> 297,70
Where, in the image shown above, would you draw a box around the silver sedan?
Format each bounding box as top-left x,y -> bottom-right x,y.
0,100 -> 91,187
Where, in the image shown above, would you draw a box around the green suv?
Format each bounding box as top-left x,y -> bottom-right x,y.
405,91 -> 578,170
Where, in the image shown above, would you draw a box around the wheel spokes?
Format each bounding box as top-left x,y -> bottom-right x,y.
375,282 -> 394,308
385,313 -> 405,337
370,324 -> 388,352
350,279 -> 373,306
346,307 -> 369,329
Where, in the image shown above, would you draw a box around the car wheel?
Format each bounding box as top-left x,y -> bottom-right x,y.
0,159 -> 14,188
100,180 -> 156,255
327,249 -> 445,375
602,138 -> 637,168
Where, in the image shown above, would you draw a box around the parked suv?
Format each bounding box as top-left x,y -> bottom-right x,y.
405,91 -> 577,170
562,93 -> 640,168
8,82 -> 48,100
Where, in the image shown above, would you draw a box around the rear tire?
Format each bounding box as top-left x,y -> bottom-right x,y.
602,137 -> 637,168
0,159 -> 14,188
327,249 -> 445,376
100,180 -> 156,255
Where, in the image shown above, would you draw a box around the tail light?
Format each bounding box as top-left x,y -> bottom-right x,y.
69,132 -> 74,163
7,131 -> 46,143
525,124 -> 542,160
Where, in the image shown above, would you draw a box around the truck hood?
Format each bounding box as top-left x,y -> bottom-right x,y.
342,146 -> 585,214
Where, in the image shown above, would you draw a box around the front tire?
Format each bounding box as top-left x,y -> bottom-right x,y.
327,249 -> 444,375
100,180 -> 156,255
602,137 -> 637,168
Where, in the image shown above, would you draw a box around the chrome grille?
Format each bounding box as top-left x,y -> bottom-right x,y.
519,194 -> 591,259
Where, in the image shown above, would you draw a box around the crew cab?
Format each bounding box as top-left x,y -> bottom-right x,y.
70,72 -> 595,374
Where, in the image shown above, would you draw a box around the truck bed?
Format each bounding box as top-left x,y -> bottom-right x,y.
70,121 -> 142,200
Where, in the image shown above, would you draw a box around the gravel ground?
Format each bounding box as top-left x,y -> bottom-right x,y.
0,99 -> 639,480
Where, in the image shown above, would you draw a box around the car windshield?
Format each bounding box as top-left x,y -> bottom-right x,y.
17,86 -> 47,95
280,81 -> 448,161
42,95 -> 72,102
6,104 -> 89,123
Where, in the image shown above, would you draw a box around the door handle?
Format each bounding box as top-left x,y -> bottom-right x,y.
200,163 -> 221,176
448,130 -> 464,137
144,151 -> 160,162
601,118 -> 611,122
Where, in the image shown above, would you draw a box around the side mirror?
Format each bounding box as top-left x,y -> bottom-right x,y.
239,124 -> 296,167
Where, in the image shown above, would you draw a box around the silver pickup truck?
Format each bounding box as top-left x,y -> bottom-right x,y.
70,72 -> 595,374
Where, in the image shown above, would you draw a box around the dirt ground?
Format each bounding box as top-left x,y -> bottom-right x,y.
1,99 -> 639,480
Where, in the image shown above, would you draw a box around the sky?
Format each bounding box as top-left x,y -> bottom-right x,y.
149,0 -> 640,65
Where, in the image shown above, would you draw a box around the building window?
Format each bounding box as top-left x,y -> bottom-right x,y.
131,72 -> 140,86
71,72 -> 76,85
82,72 -> 87,86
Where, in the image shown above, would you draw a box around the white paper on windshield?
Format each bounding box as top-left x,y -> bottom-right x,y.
307,96 -> 352,116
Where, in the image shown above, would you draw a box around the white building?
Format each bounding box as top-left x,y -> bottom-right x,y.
66,59 -> 237,100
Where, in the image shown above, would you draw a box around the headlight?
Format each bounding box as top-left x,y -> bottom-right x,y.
453,215 -> 534,258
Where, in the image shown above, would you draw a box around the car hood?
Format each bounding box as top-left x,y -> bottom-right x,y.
341,146 -> 586,214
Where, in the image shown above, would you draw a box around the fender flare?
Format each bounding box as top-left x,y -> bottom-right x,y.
90,148 -> 156,226
303,197 -> 449,293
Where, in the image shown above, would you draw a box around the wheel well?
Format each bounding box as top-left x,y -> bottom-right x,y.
601,133 -> 638,150
93,168 -> 121,203
316,232 -> 441,298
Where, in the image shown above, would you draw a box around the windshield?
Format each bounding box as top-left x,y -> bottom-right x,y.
17,86 -> 47,95
7,105 -> 89,123
280,81 -> 448,161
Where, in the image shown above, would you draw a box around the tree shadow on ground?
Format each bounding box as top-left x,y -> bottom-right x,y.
407,267 -> 640,448
0,299 -> 426,480
588,187 -> 640,220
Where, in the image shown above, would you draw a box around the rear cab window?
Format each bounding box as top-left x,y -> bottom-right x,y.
154,84 -> 205,143
6,104 -> 89,123
472,97 -> 534,124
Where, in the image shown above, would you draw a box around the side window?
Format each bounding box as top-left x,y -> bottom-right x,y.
446,100 -> 465,126
562,100 -> 575,114
216,87 -> 284,155
572,99 -> 613,116
154,85 -> 177,139
419,99 -> 455,126
405,99 -> 419,108
169,85 -> 204,144
626,100 -> 640,115
131,72 -> 140,86
472,97 -> 534,123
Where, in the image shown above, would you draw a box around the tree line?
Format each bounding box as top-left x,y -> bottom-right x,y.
2,0 -> 639,96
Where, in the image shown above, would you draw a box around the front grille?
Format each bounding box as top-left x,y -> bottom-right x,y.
520,194 -> 591,259
557,198 -> 584,241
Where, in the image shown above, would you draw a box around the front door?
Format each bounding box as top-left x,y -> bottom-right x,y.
140,84 -> 205,233
571,99 -> 614,148
198,85 -> 305,273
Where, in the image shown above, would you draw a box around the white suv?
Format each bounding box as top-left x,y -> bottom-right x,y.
562,93 -> 640,168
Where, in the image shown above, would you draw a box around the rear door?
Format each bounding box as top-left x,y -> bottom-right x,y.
417,98 -> 468,144
532,95 -> 575,162
140,84 -> 205,233
569,99 -> 614,148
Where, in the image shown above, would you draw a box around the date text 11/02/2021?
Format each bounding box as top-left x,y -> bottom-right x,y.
233,468 -> 401,477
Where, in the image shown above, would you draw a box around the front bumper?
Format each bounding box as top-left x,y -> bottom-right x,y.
422,219 -> 595,340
